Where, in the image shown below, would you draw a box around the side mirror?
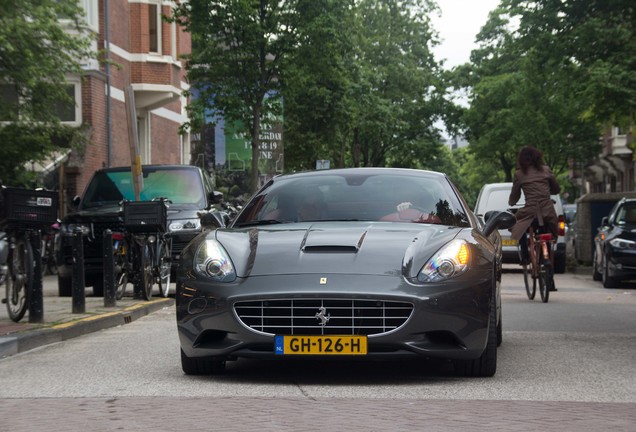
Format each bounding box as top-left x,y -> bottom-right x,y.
209,190 -> 224,205
72,195 -> 81,208
198,210 -> 225,229
601,216 -> 608,226
482,211 -> 515,237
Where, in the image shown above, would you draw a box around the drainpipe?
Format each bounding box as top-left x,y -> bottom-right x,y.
105,0 -> 112,167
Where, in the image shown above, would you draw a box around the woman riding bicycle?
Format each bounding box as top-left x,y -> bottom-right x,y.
508,146 -> 560,270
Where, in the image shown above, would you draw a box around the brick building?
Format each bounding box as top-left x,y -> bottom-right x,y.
59,0 -> 192,215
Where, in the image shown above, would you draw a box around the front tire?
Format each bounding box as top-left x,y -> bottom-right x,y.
58,274 -> 72,297
140,243 -> 154,300
157,239 -> 172,298
454,290 -> 497,377
602,254 -> 618,288
592,250 -> 602,281
5,237 -> 32,322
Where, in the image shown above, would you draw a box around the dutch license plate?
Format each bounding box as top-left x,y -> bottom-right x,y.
502,238 -> 518,246
275,335 -> 367,355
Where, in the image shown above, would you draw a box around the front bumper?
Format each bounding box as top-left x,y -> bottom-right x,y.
176,273 -> 494,362
606,248 -> 636,280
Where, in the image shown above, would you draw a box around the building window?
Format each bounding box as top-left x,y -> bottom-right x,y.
0,81 -> 80,125
52,84 -> 79,123
149,2 -> 161,54
80,0 -> 99,31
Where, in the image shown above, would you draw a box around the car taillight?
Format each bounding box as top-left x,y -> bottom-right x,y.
558,215 -> 565,237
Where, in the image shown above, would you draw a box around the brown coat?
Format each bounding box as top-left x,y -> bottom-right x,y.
508,166 -> 560,241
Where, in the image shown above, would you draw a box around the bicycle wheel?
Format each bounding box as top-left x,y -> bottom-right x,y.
157,237 -> 172,298
539,258 -> 552,303
139,241 -> 154,300
5,235 -> 33,322
113,238 -> 129,300
522,262 -> 535,300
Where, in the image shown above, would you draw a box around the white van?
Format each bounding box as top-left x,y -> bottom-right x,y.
474,182 -> 566,273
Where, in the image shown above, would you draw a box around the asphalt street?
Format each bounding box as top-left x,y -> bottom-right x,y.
0,268 -> 634,431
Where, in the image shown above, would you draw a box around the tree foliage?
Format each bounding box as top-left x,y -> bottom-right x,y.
175,0 -> 449,192
285,0 -> 452,171
0,0 -> 94,186
171,0 -> 301,192
452,2 -> 605,185
507,0 -> 636,126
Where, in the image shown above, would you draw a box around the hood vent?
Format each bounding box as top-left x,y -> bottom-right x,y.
301,228 -> 368,253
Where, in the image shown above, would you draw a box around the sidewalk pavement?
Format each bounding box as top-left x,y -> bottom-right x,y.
0,274 -> 174,359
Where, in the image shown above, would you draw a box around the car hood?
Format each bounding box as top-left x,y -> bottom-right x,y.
212,222 -> 463,278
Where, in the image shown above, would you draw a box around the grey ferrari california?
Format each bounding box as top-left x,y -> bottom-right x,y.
176,168 -> 514,377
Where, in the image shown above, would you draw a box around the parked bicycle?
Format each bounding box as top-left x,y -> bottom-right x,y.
1,186 -> 58,322
114,198 -> 172,301
1,228 -> 35,321
41,220 -> 60,276
519,219 -> 555,303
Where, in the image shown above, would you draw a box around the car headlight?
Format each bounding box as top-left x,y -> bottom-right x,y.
194,239 -> 236,282
609,237 -> 636,249
61,223 -> 90,236
418,239 -> 470,282
169,218 -> 201,232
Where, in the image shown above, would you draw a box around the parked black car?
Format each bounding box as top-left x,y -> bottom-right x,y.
592,197 -> 636,288
176,167 -> 515,377
56,165 -> 221,297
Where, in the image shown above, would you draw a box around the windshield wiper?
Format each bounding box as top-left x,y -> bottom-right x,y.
234,219 -> 284,227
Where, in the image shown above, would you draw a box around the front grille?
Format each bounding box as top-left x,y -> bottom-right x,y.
234,299 -> 413,336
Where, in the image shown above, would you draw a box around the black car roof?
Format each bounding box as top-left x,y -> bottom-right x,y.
94,165 -> 203,173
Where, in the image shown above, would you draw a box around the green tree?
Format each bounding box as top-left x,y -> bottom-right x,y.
350,0 -> 444,168
456,5 -> 600,182
506,0 -> 636,126
281,0 -> 358,171
274,0 -> 449,172
0,0 -> 94,186
171,0 -> 300,193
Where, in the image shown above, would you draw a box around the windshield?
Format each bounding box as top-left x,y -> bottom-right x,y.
234,171 -> 470,227
616,203 -> 636,224
81,168 -> 206,209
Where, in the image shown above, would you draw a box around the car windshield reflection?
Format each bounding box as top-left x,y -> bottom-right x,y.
233,171 -> 470,227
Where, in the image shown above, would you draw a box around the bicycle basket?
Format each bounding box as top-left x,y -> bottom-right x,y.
0,187 -> 59,228
123,200 -> 167,233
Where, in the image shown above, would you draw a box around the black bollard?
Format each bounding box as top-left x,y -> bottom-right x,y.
28,230 -> 44,323
71,228 -> 85,313
103,229 -> 116,307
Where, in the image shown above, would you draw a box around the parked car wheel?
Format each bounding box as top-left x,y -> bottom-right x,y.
454,289 -> 497,377
602,254 -> 618,288
91,280 -> 104,297
554,252 -> 566,274
592,250 -> 602,281
58,274 -> 72,297
497,311 -> 503,347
